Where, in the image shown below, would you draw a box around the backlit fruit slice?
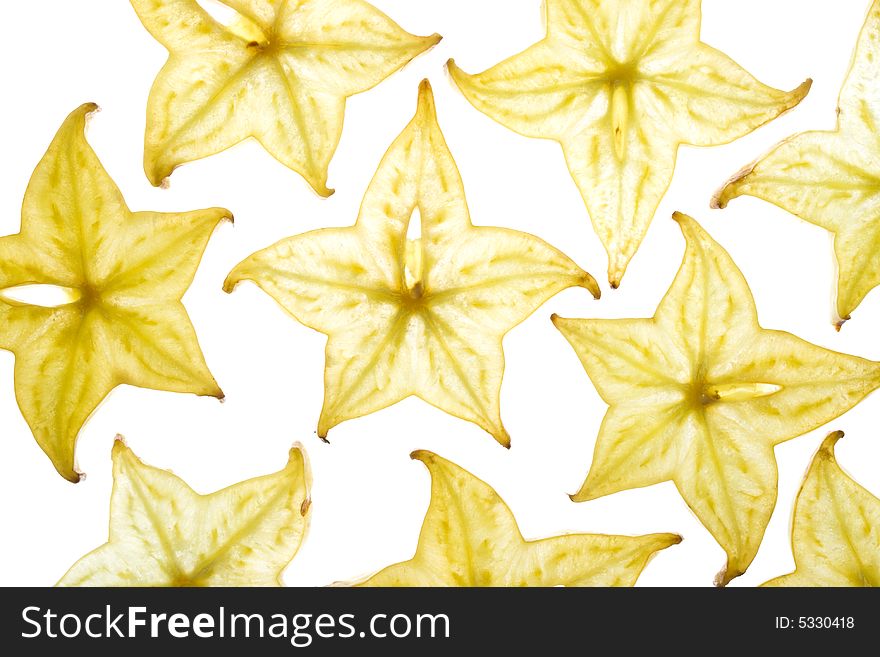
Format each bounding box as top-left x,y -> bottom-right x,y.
58,439 -> 311,586
225,80 -> 599,446
130,0 -> 441,195
0,105 -> 228,482
348,450 -> 679,586
553,212 -> 880,585
762,431 -> 879,587
714,0 -> 880,327
449,0 -> 809,287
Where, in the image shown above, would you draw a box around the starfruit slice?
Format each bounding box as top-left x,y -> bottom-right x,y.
448,0 -> 810,287
0,104 -> 227,482
553,212 -> 880,585
348,450 -> 679,586
130,0 -> 441,195
225,80 -> 599,445
58,439 -> 310,586
714,1 -> 880,326
763,431 -> 879,587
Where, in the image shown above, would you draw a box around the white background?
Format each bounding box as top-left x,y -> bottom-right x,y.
2,0 -> 879,587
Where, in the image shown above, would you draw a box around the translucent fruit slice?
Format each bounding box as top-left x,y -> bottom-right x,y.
0,104 -> 228,482
225,80 -> 599,446
58,439 -> 311,586
449,0 -> 809,287
714,1 -> 880,326
762,431 -> 880,587
553,212 -> 880,584
130,0 -> 441,195
347,450 -> 679,586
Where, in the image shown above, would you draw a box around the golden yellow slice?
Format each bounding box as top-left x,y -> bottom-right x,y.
763,431 -> 879,587
448,0 -> 810,287
349,450 -> 679,586
553,212 -> 880,585
714,2 -> 880,326
58,439 -> 310,586
225,80 -> 599,445
0,105 -> 228,483
130,0 -> 441,195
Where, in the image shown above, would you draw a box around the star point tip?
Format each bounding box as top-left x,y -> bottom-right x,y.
410,449 -> 431,462
793,78 -> 813,98
820,430 -> 845,453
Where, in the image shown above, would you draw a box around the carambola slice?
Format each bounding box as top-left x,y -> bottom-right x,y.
449,0 -> 809,287
225,81 -> 599,445
762,431 -> 879,587
58,439 -> 310,586
553,213 -> 880,584
0,105 -> 228,482
130,0 -> 441,195
714,0 -> 880,326
350,450 -> 679,586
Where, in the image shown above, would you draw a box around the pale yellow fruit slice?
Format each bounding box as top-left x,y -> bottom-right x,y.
763,431 -> 879,587
553,212 -> 880,585
58,439 -> 310,586
225,80 -> 599,445
130,0 -> 441,195
448,0 -> 809,287
714,1 -> 880,326
348,450 -> 679,586
0,105 -> 228,482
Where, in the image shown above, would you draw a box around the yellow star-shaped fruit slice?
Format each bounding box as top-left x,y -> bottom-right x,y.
763,431 -> 879,587
58,439 -> 310,586
448,0 -> 810,287
349,450 -> 679,586
714,1 -> 880,326
224,80 -> 599,445
553,212 -> 880,585
0,104 -> 228,482
130,0 -> 441,195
